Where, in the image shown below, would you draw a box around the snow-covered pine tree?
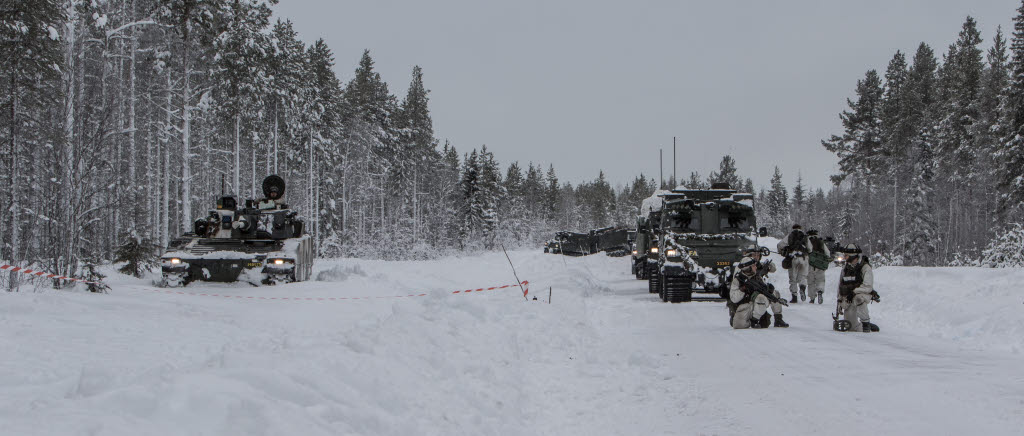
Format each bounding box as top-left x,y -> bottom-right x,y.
822,69 -> 885,180
902,131 -> 939,265
477,145 -> 502,248
880,51 -> 911,245
686,171 -> 706,190
997,1 -> 1024,217
791,174 -> 806,226
765,167 -> 790,236
980,222 -> 1024,267
544,165 -> 559,223
706,155 -> 741,189
499,162 -> 528,244
1,0 -> 63,266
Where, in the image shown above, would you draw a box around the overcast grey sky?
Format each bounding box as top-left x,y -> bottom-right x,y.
273,0 -> 1016,191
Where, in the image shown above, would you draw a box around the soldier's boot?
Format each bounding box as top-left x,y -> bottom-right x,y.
750,317 -> 765,329
816,291 -> 823,304
773,314 -> 789,328
759,313 -> 772,328
862,321 -> 879,332
799,284 -> 807,301
790,293 -> 798,304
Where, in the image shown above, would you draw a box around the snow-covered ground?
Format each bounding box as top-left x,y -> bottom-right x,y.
2,246 -> 1022,435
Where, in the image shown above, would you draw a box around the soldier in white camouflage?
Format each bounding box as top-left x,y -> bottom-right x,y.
837,244 -> 880,332
806,229 -> 830,304
777,224 -> 811,303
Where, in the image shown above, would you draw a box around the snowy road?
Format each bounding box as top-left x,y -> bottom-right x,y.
2,249 -> 1022,435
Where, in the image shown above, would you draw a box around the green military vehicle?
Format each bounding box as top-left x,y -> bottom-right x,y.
632,216 -> 652,279
638,191 -> 668,292
651,184 -> 765,303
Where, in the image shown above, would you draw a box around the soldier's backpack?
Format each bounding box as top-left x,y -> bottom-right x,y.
808,237 -> 830,270
809,251 -> 830,270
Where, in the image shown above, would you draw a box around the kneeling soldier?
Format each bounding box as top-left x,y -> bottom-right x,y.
730,257 -> 788,329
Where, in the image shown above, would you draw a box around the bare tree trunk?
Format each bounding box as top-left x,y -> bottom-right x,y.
61,0 -> 78,276
162,68 -> 172,248
127,0 -> 138,229
273,102 -> 279,174
180,29 -> 192,233
8,65 -> 19,270
234,113 -> 240,194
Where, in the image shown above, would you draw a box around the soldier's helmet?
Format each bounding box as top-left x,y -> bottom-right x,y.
262,175 -> 286,200
738,256 -> 757,274
842,243 -> 862,254
807,229 -> 819,236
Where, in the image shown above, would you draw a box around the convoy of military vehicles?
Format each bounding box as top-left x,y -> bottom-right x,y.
153,172 -> 799,306
630,183 -> 769,303
545,227 -> 631,257
540,182 -> 773,303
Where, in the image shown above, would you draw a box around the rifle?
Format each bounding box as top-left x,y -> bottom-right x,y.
741,275 -> 789,307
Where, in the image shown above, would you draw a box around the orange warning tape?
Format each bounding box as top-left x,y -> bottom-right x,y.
0,263 -> 104,286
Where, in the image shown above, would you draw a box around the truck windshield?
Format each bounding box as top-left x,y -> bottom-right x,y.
719,214 -> 753,233
665,210 -> 699,232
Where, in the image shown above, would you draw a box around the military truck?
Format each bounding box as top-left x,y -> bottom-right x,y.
651,184 -> 763,303
638,190 -> 668,292
632,216 -> 651,279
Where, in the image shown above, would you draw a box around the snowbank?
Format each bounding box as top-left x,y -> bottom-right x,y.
1,248 -> 1021,435
872,266 -> 1024,353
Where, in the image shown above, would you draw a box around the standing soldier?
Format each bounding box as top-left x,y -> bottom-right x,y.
806,230 -> 830,304
837,244 -> 881,332
777,224 -> 811,303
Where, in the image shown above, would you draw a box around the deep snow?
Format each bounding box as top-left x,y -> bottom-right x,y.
2,245 -> 1022,435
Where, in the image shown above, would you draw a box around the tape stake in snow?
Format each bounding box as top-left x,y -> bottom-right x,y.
0,263 -> 105,286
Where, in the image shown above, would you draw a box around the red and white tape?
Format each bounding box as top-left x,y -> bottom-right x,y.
0,263 -> 105,286
138,280 -> 529,302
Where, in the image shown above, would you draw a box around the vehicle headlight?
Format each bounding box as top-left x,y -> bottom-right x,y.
650,247 -> 659,254
274,259 -> 285,265
169,258 -> 181,264
666,249 -> 678,257
632,250 -> 638,255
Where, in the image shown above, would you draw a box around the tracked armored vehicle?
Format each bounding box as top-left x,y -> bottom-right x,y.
160,175 -> 314,287
652,184 -> 763,303
551,227 -> 630,256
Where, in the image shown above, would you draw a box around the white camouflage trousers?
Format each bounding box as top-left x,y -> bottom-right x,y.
840,294 -> 871,332
808,268 -> 826,299
788,256 -> 809,297
731,291 -> 783,329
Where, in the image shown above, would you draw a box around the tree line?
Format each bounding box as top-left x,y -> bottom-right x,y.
817,4 -> 1024,266
0,0 -> 675,287
6,0 -> 1021,289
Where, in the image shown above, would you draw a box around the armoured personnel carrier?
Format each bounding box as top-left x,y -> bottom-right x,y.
160,175 -> 314,287
551,227 -> 630,256
652,184 -> 764,303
